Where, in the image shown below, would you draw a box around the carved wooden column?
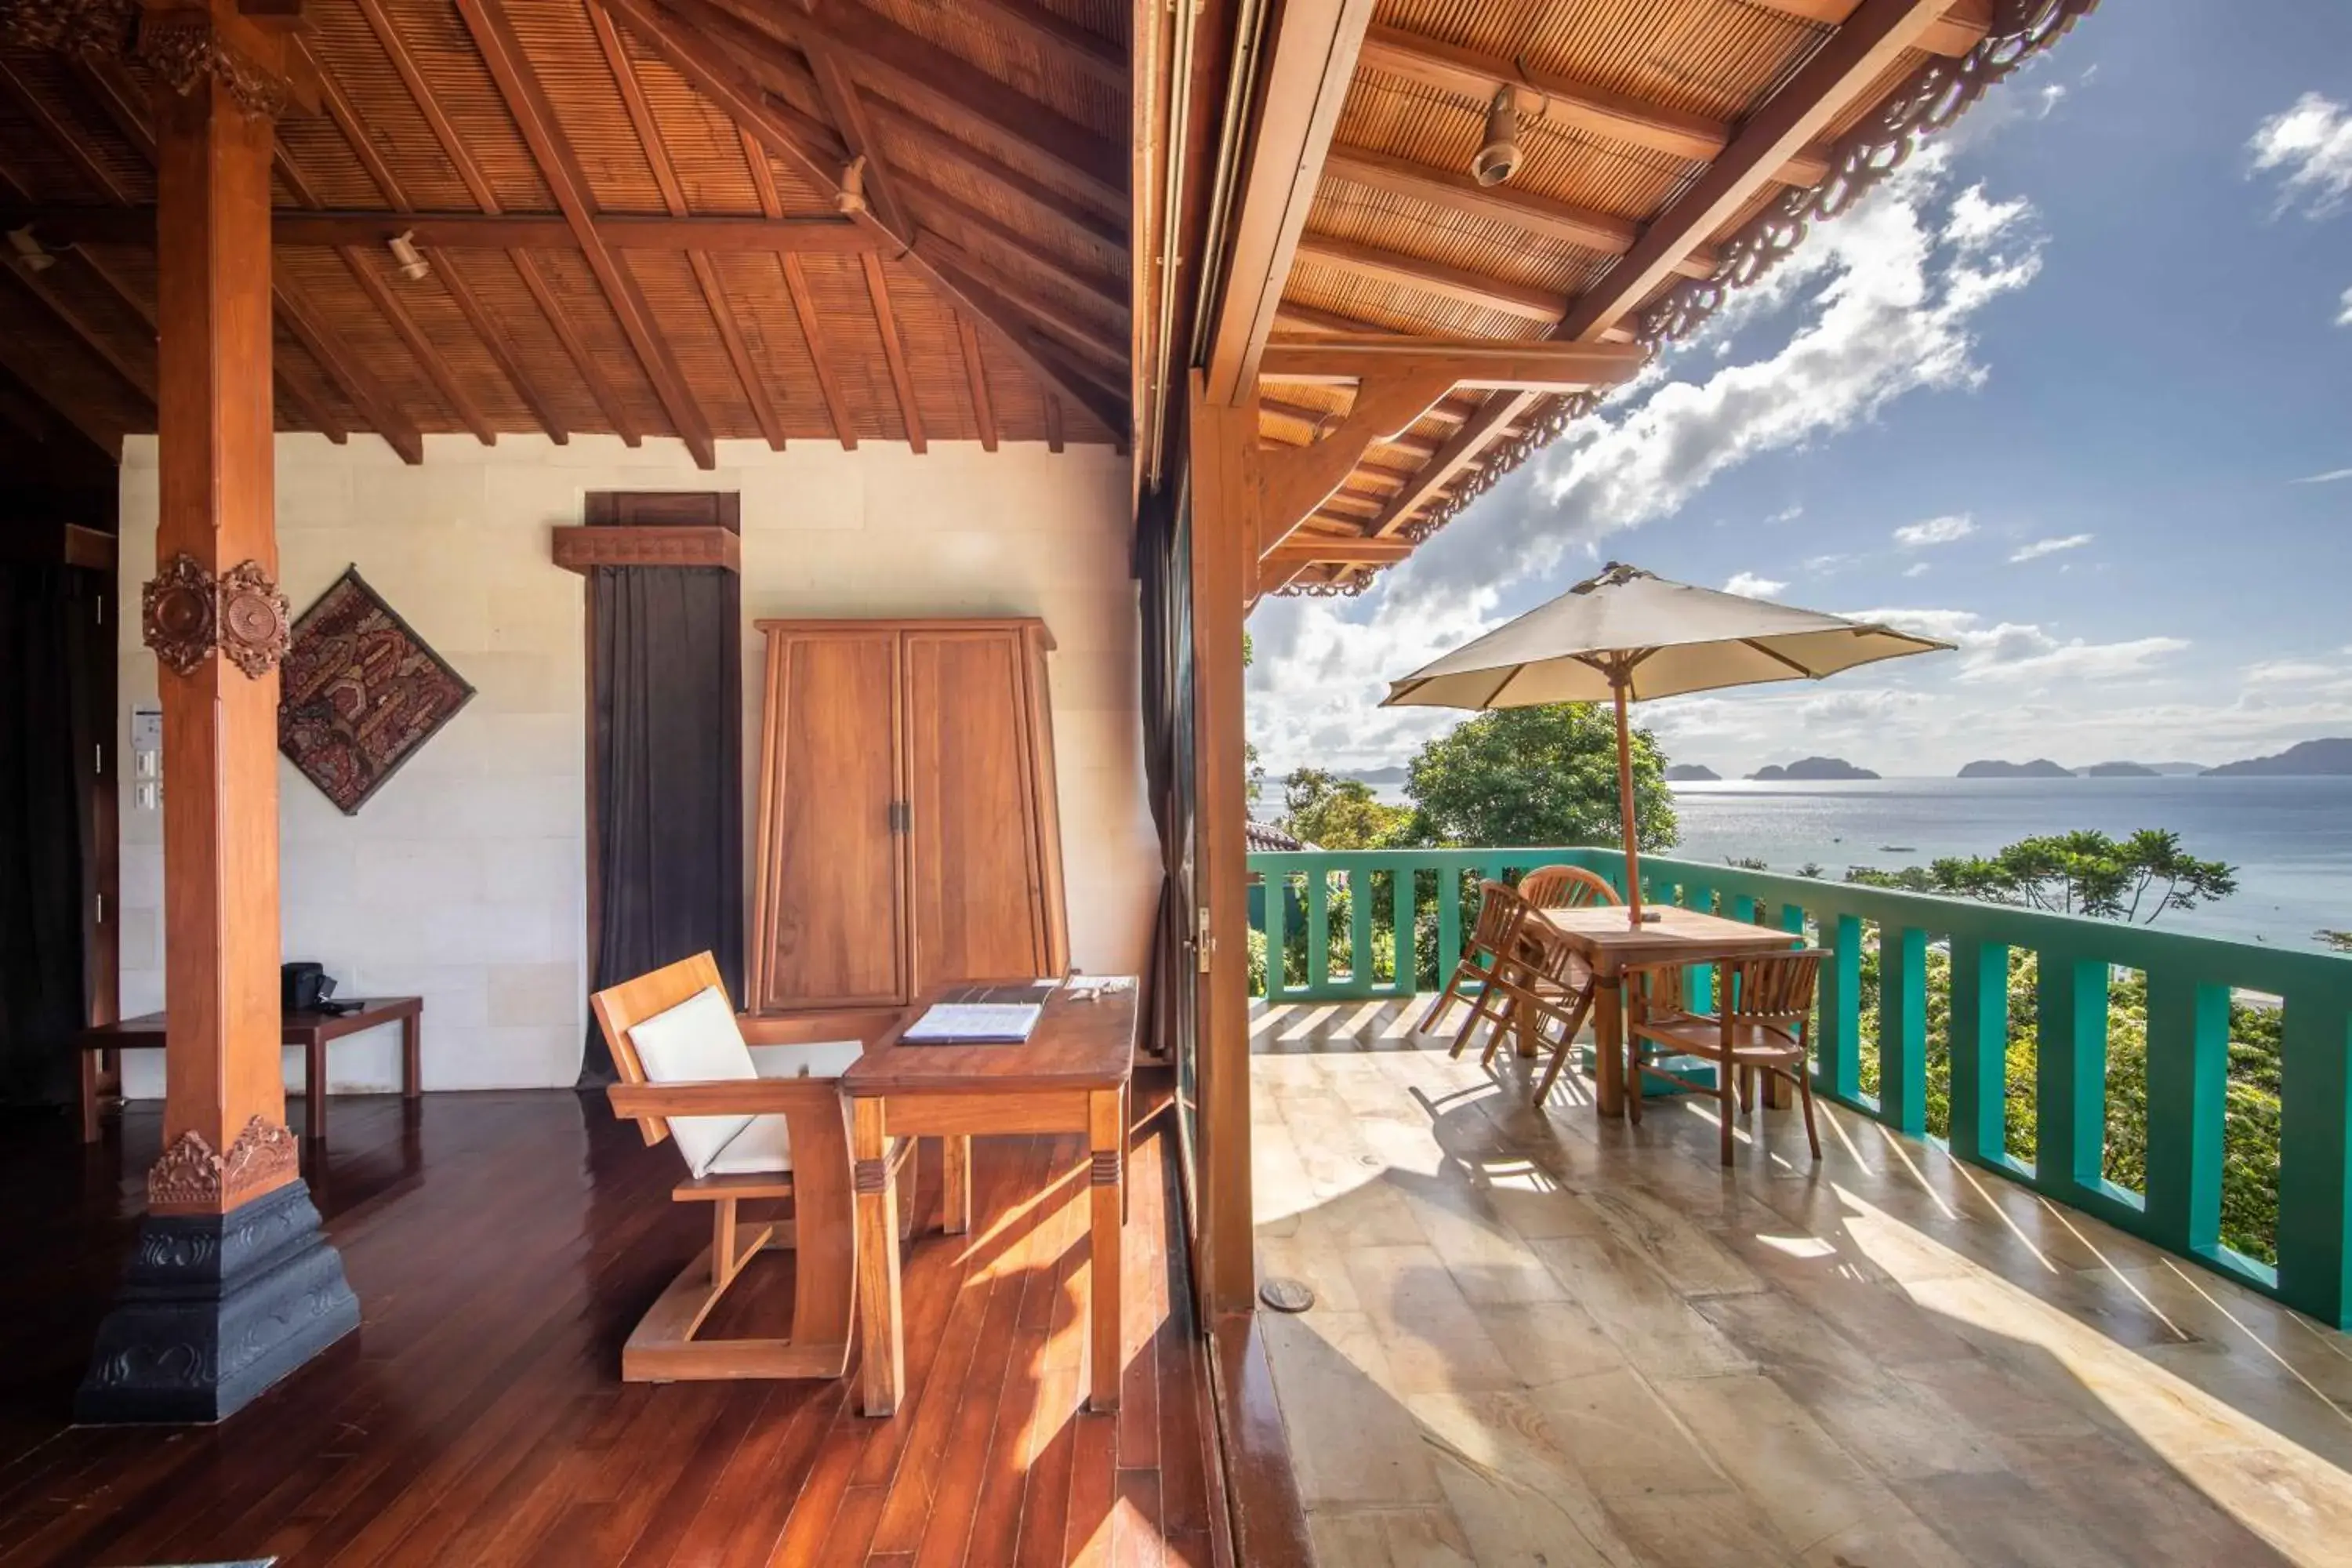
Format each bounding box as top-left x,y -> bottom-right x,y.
76,0 -> 358,1425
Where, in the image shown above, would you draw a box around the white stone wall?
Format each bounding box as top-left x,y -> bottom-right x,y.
116,433 -> 1155,1095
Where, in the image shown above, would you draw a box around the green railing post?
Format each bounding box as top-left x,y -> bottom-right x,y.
2038,952 -> 2110,1193
2277,1000 -> 2352,1327
1817,915 -> 1862,1099
1680,883 -> 1713,1012
1392,869 -> 1417,994
1437,871 -> 1463,988
2144,972 -> 2229,1257
1264,869 -> 1289,999
1948,941 -> 2010,1168
1348,865 -> 1373,987
1879,926 -> 1929,1136
1305,869 -> 1331,993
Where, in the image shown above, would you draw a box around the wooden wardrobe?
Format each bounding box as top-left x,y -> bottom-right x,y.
749,618 -> 1070,1015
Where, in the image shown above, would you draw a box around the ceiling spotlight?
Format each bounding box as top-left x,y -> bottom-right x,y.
1472,85 -> 1528,187
7,227 -> 54,273
387,230 -> 430,282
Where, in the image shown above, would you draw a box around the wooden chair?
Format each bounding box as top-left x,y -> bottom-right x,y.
1516,864 -> 1622,911
1624,949 -> 1826,1165
1419,880 -> 1530,1058
593,952 -> 913,1383
1496,922 -> 1601,1105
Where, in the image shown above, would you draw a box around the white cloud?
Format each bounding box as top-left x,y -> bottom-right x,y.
1723,572 -> 1788,597
2338,285 -> 2352,327
1893,514 -> 1975,548
1903,562 -> 1932,579
2250,93 -> 2352,217
2292,466 -> 2352,484
2008,533 -> 2093,562
1850,607 -> 2185,683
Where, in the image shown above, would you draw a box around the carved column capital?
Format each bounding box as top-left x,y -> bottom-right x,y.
136,6 -> 293,120
0,0 -> 136,53
147,1116 -> 300,1213
143,552 -> 290,677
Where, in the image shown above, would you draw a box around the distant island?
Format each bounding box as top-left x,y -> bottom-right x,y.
1958,758 -> 2073,779
2081,761 -> 2161,778
1340,764 -> 1409,786
1750,757 -> 1879,781
1664,764 -> 1721,782
2205,738 -> 2352,777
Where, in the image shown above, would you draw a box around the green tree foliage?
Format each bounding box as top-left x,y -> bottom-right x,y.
2319,929 -> 2352,953
1845,829 -> 2238,923
1278,768 -> 1413,850
1242,633 -> 1263,804
1400,705 -> 1679,851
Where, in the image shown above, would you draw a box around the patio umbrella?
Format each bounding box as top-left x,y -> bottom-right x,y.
1381,562 -> 1954,924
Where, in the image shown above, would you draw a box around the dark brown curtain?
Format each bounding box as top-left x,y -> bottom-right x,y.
1134,482 -> 1200,1190
579,565 -> 742,1085
0,562 -> 101,1105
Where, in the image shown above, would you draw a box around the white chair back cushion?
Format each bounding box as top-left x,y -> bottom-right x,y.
705,1042 -> 866,1176
627,985 -> 758,1178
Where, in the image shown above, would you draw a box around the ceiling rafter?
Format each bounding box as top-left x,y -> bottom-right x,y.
607,0 -> 1129,439
1,256 -> 151,403
916,235 -> 1121,368
352,0 -> 641,446
1202,0 -> 1378,405
303,35 -> 566,443
0,328 -> 115,452
1363,0 -> 1962,548
1321,144 -> 1716,278
590,0 -> 787,450
1355,25 -> 1832,187
957,0 -> 1125,92
956,314 -> 997,451
1043,393 -> 1063,452
861,253 -> 924,452
1743,0 -> 1992,57
891,169 -> 1126,321
1260,370 -> 1455,564
452,0 -> 717,467
779,252 -> 856,448
2,205 -> 873,251
1258,333 -> 1646,388
862,101 -> 1123,254
1293,234 -> 1566,322
274,278 -> 427,464
737,0 -> 1128,213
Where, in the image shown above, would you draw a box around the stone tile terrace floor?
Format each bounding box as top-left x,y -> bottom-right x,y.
1248,995 -> 2352,1567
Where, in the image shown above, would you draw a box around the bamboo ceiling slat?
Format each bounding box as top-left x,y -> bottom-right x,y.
1,51 -> 154,202
622,31 -> 775,216
708,252 -> 835,440
507,0 -> 666,215
521,244 -> 670,433
0,280 -> 143,441
1378,0 -> 1812,124
1287,259 -> 1544,339
1334,82 -> 1690,230
278,246 -> 455,427
305,2 -> 484,209
880,118 -> 1127,281
622,247 -> 753,435
799,250 -> 911,441
884,264 -> 982,444
974,327 -> 1050,442
434,245 -> 611,433
381,0 -> 558,212
862,0 -> 1123,143
1306,182 -> 1606,301
341,240 -> 541,430
749,136 -> 837,213
1055,0 -> 1127,49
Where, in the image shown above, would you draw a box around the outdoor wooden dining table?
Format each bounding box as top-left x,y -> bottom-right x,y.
1523,905 -> 1799,1118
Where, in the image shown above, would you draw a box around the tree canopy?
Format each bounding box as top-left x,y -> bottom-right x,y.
1844,829 -> 2237,924
1400,704 -> 1677,851
1277,768 -> 1413,850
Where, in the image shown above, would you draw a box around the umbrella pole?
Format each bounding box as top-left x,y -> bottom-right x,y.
1613,674 -> 1644,925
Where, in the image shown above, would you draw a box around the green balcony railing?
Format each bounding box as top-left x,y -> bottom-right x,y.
1246,845 -> 2352,1330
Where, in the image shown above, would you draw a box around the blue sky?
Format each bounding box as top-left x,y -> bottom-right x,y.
1248,0 -> 2352,780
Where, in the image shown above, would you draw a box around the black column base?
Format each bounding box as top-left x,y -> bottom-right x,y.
76,1179 -> 360,1425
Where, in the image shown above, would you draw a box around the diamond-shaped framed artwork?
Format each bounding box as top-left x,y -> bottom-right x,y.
278,567 -> 475,815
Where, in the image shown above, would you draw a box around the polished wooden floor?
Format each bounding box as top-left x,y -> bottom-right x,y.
1250,997 -> 2352,1568
0,1088 -> 1215,1567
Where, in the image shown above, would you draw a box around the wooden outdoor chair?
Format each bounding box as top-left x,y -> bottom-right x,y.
1625,949 -> 1826,1165
1494,921 -> 1601,1106
593,952 -> 914,1383
1420,880 -> 1530,1058
1516,864 -> 1622,912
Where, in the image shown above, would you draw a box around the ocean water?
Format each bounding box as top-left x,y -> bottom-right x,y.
1664,777 -> 2352,951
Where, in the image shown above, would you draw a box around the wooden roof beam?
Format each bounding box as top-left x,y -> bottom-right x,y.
274,278 -> 426,464
1561,0 -> 1958,342
1201,0 -> 1377,405
4,205 -> 876,253
1261,371 -> 1454,557
779,252 -> 856,448
916,235 -> 1123,368
455,0 -> 716,467
1741,0 -> 1992,57
1321,145 -> 1716,277
893,171 -> 1127,321
957,314 -> 998,451
1292,234 -> 1564,323
591,1 -> 786,451
862,254 -> 924,452
959,0 -> 1126,92
0,330 -> 116,453
1259,333 -> 1646,390
2,259 -> 152,405
864,101 -> 1124,253
1356,25 -> 1831,187
354,0 -> 637,445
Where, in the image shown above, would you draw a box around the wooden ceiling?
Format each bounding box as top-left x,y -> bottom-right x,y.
0,0 -> 1137,466
1216,0 -> 2096,596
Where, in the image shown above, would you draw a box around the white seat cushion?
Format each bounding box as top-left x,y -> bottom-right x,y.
706,1113 -> 793,1174
747,1040 -> 865,1080
626,985 -> 757,1179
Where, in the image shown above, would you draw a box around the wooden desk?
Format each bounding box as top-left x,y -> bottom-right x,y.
1526,907 -> 1795,1118
77,997 -> 423,1142
842,981 -> 1135,1418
